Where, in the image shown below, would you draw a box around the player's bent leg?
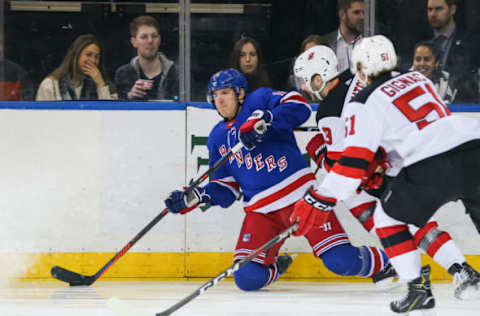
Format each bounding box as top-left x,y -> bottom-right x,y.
305,205 -> 391,284
319,243 -> 388,277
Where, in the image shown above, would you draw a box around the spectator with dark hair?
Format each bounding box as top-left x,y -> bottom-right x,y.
115,15 -> 178,101
229,36 -> 271,92
324,0 -> 364,73
36,34 -> 116,100
427,0 -> 479,102
411,40 -> 457,103
299,34 -> 328,53
0,33 -> 34,100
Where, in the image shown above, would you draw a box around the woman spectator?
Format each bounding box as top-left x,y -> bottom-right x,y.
229,36 -> 271,92
36,34 -> 117,100
411,40 -> 457,104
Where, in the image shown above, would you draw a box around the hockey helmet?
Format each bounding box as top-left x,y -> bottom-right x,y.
207,68 -> 248,106
350,35 -> 397,81
293,45 -> 339,101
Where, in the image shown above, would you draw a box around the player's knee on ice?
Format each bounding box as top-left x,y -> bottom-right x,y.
234,262 -> 270,291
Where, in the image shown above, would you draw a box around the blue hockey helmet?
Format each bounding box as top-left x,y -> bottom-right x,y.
207,68 -> 248,106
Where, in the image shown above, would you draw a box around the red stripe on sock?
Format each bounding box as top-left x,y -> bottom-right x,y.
364,217 -> 374,232
376,225 -> 409,238
413,221 -> 438,245
369,247 -> 383,276
384,240 -> 417,258
426,232 -> 452,257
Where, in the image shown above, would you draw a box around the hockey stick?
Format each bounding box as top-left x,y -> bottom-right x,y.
294,126 -> 319,132
107,222 -> 299,316
51,142 -> 244,286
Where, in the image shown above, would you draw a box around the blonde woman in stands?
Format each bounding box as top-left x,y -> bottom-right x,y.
36,34 -> 117,100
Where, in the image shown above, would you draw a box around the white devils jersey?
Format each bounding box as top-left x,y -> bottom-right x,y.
343,73 -> 365,109
316,70 -> 365,169
318,71 -> 480,201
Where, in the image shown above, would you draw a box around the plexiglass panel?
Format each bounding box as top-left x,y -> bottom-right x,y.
376,0 -> 480,103
1,0 -> 479,103
3,0 -> 180,101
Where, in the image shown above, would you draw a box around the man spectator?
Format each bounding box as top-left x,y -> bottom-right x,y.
115,15 -> 179,101
0,33 -> 33,100
427,0 -> 479,102
324,0 -> 364,73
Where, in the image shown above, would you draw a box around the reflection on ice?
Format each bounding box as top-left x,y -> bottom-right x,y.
0,281 -> 479,316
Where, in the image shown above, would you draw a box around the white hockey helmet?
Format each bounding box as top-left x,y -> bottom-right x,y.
350,35 -> 397,81
293,45 -> 339,101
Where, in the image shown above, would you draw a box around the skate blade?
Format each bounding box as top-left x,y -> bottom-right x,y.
392,308 -> 437,316
455,284 -> 480,300
375,278 -> 401,292
107,297 -> 152,316
420,308 -> 437,316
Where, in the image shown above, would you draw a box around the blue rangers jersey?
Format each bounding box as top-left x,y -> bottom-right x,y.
203,88 -> 316,214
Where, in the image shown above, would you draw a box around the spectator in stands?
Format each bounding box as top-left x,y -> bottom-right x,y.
299,34 -> 328,53
324,0 -> 364,73
411,41 -> 457,103
115,15 -> 178,101
426,0 -> 479,102
36,34 -> 116,100
287,34 -> 328,101
229,36 -> 271,92
0,34 -> 34,100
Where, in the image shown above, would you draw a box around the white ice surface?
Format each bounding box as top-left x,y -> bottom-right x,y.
0,280 -> 479,316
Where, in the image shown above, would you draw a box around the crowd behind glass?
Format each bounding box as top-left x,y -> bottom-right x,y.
1,0 -> 479,104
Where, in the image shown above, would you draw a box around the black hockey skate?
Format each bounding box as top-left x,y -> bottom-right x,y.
276,254 -> 294,275
372,262 -> 398,290
448,262 -> 480,300
390,265 -> 436,315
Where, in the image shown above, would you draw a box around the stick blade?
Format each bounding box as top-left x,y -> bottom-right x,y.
107,297 -> 153,316
50,265 -> 95,286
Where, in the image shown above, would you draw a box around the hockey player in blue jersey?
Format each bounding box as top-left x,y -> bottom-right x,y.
165,68 -> 391,291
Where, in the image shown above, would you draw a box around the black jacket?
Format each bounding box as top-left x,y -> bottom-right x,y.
432,27 -> 480,103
